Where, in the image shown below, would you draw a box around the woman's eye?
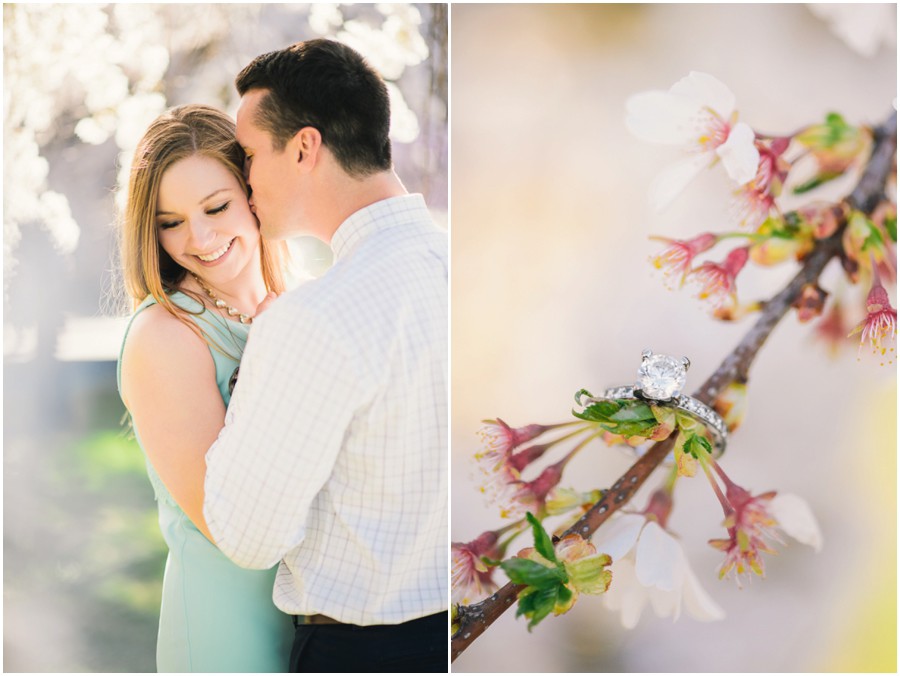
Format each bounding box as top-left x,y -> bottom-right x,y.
159,220 -> 182,230
207,201 -> 230,215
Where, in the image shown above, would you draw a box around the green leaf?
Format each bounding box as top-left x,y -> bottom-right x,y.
823,112 -> 852,144
681,431 -> 713,458
862,219 -> 885,251
606,402 -> 658,436
610,420 -> 658,437
574,399 -> 658,437
885,215 -> 897,243
516,585 -> 558,630
574,388 -> 594,405
695,435 -> 713,454
792,171 -> 843,195
795,112 -> 859,151
501,558 -> 566,588
609,401 -> 655,423
573,399 -> 622,422
526,512 -> 558,564
555,584 -> 574,611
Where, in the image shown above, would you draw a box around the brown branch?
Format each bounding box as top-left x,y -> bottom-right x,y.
451,109 -> 897,662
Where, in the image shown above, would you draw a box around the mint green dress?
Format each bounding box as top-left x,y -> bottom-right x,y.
117,291 -> 293,673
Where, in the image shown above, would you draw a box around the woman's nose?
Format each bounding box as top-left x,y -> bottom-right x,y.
188,216 -> 216,250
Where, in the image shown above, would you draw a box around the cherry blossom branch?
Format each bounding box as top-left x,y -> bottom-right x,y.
451,109 -> 896,662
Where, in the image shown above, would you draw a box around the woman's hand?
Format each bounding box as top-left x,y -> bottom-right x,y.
254,291 -> 280,317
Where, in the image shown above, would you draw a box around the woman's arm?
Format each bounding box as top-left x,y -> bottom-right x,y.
120,304 -> 224,543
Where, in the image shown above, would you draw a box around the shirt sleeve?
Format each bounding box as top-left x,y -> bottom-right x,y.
203,296 -> 364,569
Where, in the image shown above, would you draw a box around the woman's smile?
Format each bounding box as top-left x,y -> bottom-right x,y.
156,154 -> 261,285
195,238 -> 235,265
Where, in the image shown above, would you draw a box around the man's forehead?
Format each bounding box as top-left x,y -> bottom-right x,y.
235,90 -> 266,143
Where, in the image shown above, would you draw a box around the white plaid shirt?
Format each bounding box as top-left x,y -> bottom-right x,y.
204,194 -> 448,625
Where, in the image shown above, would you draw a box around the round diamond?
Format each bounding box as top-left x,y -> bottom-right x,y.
636,354 -> 687,400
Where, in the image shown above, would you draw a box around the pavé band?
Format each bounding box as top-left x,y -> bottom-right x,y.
589,385 -> 727,457
586,350 -> 728,458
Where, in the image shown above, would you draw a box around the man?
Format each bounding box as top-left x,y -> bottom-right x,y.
202,39 -> 448,672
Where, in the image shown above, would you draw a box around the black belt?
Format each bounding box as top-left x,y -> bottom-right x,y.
292,610 -> 447,628
292,614 -> 343,626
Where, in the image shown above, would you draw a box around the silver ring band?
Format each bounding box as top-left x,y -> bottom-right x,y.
585,385 -> 727,458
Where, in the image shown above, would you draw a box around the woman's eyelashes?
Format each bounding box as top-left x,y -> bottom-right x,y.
207,201 -> 230,216
158,201 -> 231,230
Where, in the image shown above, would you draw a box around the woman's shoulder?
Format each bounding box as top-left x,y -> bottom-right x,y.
126,302 -> 206,356
120,302 -> 215,405
122,303 -> 210,373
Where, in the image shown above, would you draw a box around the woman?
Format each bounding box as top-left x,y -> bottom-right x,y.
117,104 -> 293,672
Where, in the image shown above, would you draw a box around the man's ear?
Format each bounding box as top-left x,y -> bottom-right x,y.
289,126 -> 322,172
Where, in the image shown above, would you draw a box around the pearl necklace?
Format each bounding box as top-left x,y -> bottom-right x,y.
191,273 -> 253,324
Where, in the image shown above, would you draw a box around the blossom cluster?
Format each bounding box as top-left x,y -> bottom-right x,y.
629,72 -> 896,362
453,70 -> 890,649
453,391 -> 822,631
4,4 -> 434,293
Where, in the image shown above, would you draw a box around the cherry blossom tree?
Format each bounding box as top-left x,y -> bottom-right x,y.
450,6 -> 896,669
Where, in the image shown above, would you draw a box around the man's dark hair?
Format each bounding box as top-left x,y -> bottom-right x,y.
236,39 -> 392,177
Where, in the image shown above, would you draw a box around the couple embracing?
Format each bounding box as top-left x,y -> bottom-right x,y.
117,39 -> 448,673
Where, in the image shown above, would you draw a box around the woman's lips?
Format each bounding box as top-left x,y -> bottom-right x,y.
194,238 -> 235,266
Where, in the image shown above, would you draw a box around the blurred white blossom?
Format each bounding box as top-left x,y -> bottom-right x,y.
807,3 -> 897,58
338,19 -> 420,80
387,82 -> 420,143
311,4 -> 430,146
310,4 -> 344,35
4,3 -> 441,295
3,4 -> 254,287
38,192 -> 80,255
377,3 -> 423,25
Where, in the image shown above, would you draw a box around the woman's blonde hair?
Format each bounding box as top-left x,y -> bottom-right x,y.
120,104 -> 287,347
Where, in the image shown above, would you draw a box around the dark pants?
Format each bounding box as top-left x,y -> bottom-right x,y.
289,611 -> 448,673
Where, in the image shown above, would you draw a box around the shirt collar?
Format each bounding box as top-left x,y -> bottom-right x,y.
330,194 -> 430,261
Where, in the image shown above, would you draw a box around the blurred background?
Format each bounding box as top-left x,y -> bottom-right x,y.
3,3 -> 446,671
451,3 -> 896,673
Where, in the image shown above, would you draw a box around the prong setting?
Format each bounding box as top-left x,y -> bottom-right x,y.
636,351 -> 688,401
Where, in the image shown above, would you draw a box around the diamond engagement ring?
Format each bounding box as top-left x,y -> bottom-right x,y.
584,349 -> 728,457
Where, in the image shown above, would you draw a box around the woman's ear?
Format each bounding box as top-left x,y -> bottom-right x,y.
290,126 -> 322,172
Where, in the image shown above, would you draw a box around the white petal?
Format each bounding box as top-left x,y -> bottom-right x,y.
594,513 -> 645,561
625,91 -> 703,145
769,493 -> 824,552
634,521 -> 684,592
808,4 -> 896,58
646,584 -> 682,621
602,557 -> 649,629
648,154 -> 710,211
669,71 -> 736,118
716,122 -> 760,185
681,563 -> 726,622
